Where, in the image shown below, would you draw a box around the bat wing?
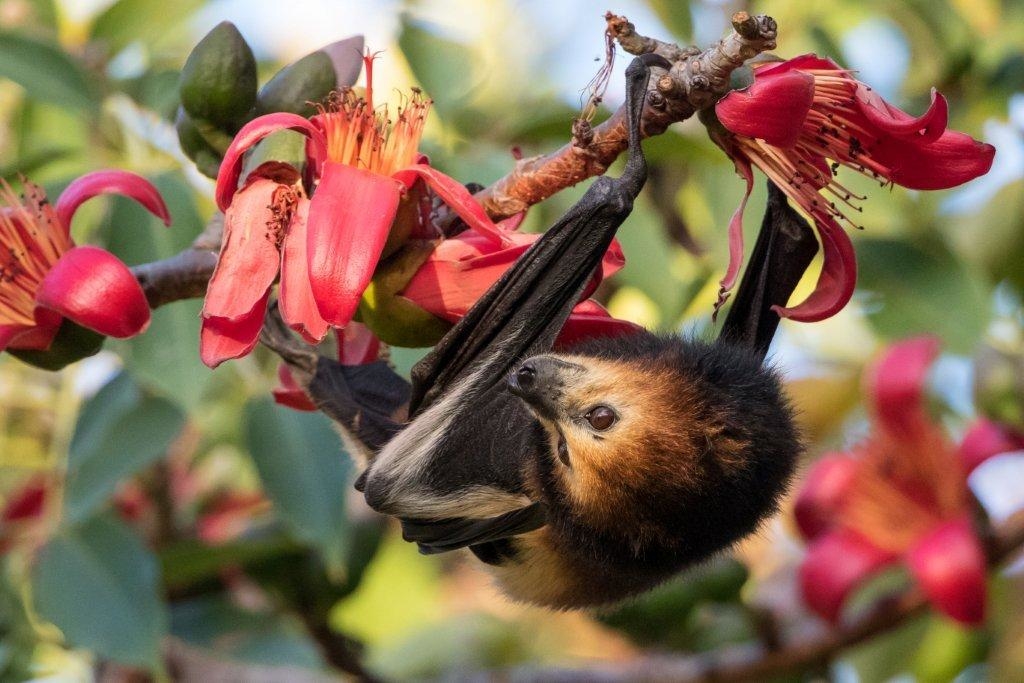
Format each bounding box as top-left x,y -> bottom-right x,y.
408,54 -> 669,417
719,181 -> 819,359
399,502 -> 548,554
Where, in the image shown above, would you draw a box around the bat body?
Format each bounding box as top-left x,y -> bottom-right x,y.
262,56 -> 816,609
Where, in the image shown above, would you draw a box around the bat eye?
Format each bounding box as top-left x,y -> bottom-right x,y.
585,405 -> 617,431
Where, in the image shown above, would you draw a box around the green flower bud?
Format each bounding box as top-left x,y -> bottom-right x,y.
256,36 -> 364,117
10,320 -> 104,371
179,21 -> 257,131
174,107 -> 222,178
357,241 -> 451,348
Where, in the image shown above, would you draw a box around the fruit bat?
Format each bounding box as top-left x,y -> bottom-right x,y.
261,55 -> 818,608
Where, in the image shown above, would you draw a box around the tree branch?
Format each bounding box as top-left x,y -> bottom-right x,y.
471,512 -> 1024,683
472,11 -> 776,220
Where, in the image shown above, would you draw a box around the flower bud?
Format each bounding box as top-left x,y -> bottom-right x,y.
9,319 -> 104,371
175,106 -> 223,178
256,35 -> 365,118
179,21 -> 257,132
357,241 -> 453,348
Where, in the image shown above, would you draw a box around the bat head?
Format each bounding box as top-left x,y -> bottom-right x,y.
509,331 -> 801,572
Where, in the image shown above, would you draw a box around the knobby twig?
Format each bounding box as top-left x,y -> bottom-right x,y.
129,214 -> 222,309
473,11 -> 776,220
464,511 -> 1024,683
126,13 -> 775,309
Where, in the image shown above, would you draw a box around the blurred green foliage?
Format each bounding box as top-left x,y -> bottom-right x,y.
0,0 -> 1022,681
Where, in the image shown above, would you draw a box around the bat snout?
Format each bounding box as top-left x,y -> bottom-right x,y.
508,356 -> 579,419
359,468 -> 400,515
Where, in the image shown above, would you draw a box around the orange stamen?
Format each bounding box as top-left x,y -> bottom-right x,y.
0,180 -> 69,325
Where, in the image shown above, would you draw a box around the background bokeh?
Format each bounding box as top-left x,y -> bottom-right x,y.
1,0 -> 1023,680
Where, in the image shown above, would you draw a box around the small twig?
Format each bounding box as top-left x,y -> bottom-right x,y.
130,214 -> 222,309
472,12 -> 776,220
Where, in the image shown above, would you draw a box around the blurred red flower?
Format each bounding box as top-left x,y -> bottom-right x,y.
795,338 -> 1017,625
710,55 -> 995,322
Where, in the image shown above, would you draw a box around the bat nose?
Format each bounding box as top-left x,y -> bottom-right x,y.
508,357 -> 568,413
515,362 -> 537,391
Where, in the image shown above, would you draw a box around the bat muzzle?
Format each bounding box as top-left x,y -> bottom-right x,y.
508,356 -> 578,420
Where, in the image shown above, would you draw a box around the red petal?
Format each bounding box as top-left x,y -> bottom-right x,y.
1,318 -> 59,352
715,161 -> 755,317
716,69 -> 815,148
55,170 -> 171,233
202,178 -> 286,322
855,87 -> 949,143
394,164 -> 511,247
307,162 -> 402,328
197,492 -> 267,544
272,363 -> 318,411
36,246 -> 150,338
907,518 -> 987,625
959,419 -> 1024,474
866,336 -> 941,438
871,130 -> 996,191
215,113 -> 326,211
555,301 -> 643,349
773,214 -> 857,322
754,53 -> 843,78
279,196 -> 330,343
338,322 -> 381,365
401,233 -> 532,321
2,477 -> 47,523
794,454 -> 859,540
799,530 -> 896,622
199,290 -> 270,368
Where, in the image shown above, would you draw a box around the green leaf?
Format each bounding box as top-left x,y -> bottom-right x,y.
160,531 -> 303,591
170,595 -> 325,670
90,0 -> 204,58
97,172 -> 220,408
856,237 -> 992,354
646,0 -> 692,41
0,31 -> 97,112
243,398 -> 352,572
34,514 -> 167,669
64,373 -> 185,524
397,16 -> 477,119
599,557 -> 748,648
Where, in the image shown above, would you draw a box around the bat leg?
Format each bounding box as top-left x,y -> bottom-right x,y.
259,302 -> 409,461
259,301 -> 319,382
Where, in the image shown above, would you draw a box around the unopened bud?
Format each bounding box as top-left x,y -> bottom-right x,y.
179,21 -> 258,131
10,319 -> 104,371
256,35 -> 365,117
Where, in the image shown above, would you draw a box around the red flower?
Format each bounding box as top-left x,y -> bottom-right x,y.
399,227 -> 642,348
0,475 -> 50,554
711,55 -> 995,322
204,55 -> 509,367
794,338 -> 1009,625
0,172 -> 170,352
